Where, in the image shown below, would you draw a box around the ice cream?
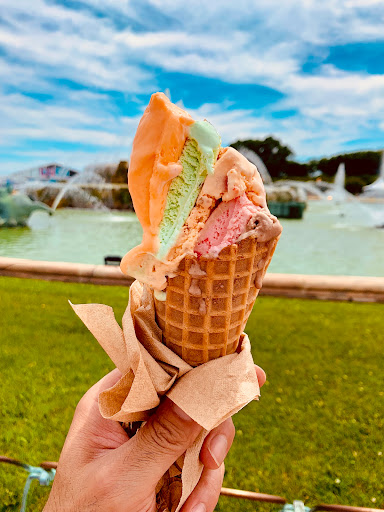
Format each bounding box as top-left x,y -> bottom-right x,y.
121,93 -> 281,290
121,92 -> 282,365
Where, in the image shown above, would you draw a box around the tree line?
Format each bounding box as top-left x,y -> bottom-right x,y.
231,137 -> 382,194
92,139 -> 382,199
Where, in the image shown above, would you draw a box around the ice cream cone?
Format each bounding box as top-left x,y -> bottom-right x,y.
154,232 -> 279,367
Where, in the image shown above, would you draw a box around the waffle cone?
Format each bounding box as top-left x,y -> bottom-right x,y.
154,232 -> 279,366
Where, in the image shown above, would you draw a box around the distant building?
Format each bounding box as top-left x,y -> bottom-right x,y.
3,163 -> 79,186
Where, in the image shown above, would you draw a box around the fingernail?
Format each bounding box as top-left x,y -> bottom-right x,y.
171,402 -> 193,421
208,433 -> 228,466
191,504 -> 206,512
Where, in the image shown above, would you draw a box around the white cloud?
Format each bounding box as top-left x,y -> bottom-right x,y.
0,88 -> 139,174
183,101 -> 374,160
1,0 -> 384,174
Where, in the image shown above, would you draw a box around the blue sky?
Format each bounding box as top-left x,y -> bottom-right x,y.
1,0 -> 384,176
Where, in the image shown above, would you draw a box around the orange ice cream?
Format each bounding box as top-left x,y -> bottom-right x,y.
121,93 -> 193,272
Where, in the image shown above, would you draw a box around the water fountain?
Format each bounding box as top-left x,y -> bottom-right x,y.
330,163 -> 346,201
50,169 -> 110,211
274,179 -> 327,200
16,167 -> 113,212
361,150 -> 384,199
238,150 -> 383,227
321,162 -> 384,228
237,147 -> 327,200
323,162 -> 354,203
334,162 -> 345,190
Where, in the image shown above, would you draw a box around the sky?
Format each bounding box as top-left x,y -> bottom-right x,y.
1,0 -> 384,176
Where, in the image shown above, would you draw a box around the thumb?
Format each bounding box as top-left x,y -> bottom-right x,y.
117,398 -> 202,487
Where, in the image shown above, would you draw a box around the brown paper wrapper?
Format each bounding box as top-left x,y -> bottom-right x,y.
72,280 -> 259,511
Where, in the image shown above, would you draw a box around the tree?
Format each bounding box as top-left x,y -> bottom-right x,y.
345,176 -> 366,195
312,152 -> 380,179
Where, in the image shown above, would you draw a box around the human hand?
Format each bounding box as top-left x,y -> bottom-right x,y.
44,366 -> 266,512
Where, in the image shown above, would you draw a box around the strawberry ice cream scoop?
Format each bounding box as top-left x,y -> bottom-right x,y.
194,194 -> 260,257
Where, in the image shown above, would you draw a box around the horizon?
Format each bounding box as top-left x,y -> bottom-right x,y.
7,142 -> 384,178
1,1 -> 384,176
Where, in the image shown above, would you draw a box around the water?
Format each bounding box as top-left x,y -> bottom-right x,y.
334,162 -> 345,188
362,150 -> 384,198
50,168 -> 109,210
269,201 -> 384,276
0,202 -> 383,277
0,210 -> 142,265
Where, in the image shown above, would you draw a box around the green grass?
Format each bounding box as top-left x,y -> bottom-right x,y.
0,277 -> 383,511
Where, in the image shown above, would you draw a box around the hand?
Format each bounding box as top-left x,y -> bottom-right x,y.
44,366 -> 266,512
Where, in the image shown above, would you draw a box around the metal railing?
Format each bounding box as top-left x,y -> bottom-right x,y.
220,487 -> 384,512
1,456 -> 383,512
0,456 -> 56,512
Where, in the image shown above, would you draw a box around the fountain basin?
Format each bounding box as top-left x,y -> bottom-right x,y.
0,204 -> 383,277
268,201 -> 306,219
265,184 -> 308,219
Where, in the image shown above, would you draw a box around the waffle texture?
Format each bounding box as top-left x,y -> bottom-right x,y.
154,232 -> 279,366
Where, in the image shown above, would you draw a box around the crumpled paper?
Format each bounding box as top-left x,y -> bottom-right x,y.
71,280 -> 259,511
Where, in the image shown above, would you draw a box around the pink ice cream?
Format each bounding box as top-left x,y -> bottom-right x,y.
195,194 -> 260,257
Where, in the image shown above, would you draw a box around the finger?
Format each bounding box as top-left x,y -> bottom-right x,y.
116,398 -> 202,488
200,418 -> 235,470
67,368 -> 127,454
180,464 -> 225,512
255,365 -> 266,387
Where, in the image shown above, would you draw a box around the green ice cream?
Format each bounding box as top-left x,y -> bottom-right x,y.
157,120 -> 221,260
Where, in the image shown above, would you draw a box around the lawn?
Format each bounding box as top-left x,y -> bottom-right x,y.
0,277 -> 383,511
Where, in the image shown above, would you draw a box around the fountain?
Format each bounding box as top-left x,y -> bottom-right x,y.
274,179 -> 327,200
324,162 -> 354,203
50,170 -> 110,211
14,160 -> 132,212
1,154 -> 383,274
334,162 -> 345,190
15,167 -> 114,212
331,162 -> 346,201
361,150 -> 384,199
320,162 -> 384,228
237,147 -> 329,200
237,150 -> 383,227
